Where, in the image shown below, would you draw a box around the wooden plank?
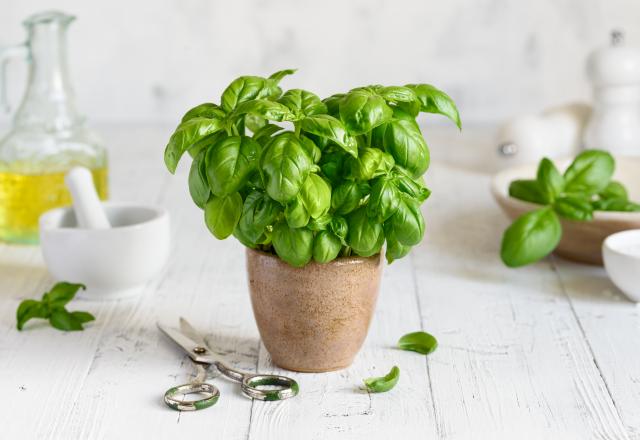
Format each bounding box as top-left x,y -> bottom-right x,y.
411,164 -> 630,439
553,259 -> 640,439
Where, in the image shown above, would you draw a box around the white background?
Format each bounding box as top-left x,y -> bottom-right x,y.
2,0 -> 640,126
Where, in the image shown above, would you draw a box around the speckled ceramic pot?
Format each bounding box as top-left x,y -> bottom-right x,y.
246,249 -> 383,372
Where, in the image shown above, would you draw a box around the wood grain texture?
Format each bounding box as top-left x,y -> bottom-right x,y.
0,125 -> 638,439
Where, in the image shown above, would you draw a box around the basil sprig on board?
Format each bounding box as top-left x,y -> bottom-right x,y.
501,150 -> 640,267
16,282 -> 94,331
164,70 -> 460,267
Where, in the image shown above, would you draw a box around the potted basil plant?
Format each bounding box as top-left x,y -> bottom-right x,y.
164,69 -> 460,372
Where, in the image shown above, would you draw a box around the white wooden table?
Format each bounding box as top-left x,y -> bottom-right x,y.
1,124 -> 639,440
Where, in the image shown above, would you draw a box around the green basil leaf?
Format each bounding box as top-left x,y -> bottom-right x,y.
388,194 -> 425,246
364,366 -> 400,393
300,136 -> 321,164
233,99 -> 296,122
272,221 -> 314,267
383,119 -> 429,178
367,176 -> 400,222
181,103 -> 226,123
319,151 -> 346,184
593,198 -> 640,212
260,132 -> 313,203
69,311 -> 95,324
187,131 -> 227,159
554,196 -> 593,221
313,230 -> 342,263
331,181 -> 369,215
322,93 -> 345,117
47,282 -> 86,308
393,168 -> 431,202
245,113 -> 267,133
377,86 -> 417,104
253,123 -> 284,145
347,207 -> 384,257
268,68 -> 297,83
398,331 -> 438,355
278,89 -> 327,117
599,180 -> 628,200
508,179 -> 545,204
235,191 -> 282,246
284,196 -> 310,228
300,115 -> 358,157
299,174 -> 331,219
329,216 -> 348,240
49,309 -> 84,331
164,117 -> 225,173
347,147 -> 395,181
500,207 -> 561,267
563,150 -> 615,195
205,136 -> 260,196
16,299 -> 48,330
406,84 -> 461,129
384,223 -> 411,264
339,90 -> 393,135
188,149 -> 210,209
221,76 -> 271,112
308,214 -> 332,231
204,193 -> 243,239
536,158 -> 564,203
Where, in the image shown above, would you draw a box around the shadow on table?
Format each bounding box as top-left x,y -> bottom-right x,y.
553,259 -> 632,305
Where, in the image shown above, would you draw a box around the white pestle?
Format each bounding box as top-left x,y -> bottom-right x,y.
64,167 -> 111,229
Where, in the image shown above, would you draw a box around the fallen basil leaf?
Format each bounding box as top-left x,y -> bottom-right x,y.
49,309 -> 84,331
363,366 -> 400,393
46,282 -> 86,308
16,300 -> 47,330
398,331 -> 438,355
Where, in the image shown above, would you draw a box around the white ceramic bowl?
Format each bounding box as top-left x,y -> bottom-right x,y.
603,229 -> 640,302
491,156 -> 640,265
39,202 -> 170,300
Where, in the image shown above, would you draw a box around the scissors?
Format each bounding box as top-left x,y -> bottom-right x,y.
157,318 -> 299,411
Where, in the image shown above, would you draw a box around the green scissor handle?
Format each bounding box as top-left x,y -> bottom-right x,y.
164,382 -> 220,411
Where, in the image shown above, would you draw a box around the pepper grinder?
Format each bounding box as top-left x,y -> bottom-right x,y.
584,31 -> 640,155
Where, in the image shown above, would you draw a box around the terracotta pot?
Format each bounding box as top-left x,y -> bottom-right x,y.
246,248 -> 383,372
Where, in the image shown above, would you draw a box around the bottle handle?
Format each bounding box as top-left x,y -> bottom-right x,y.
0,43 -> 28,113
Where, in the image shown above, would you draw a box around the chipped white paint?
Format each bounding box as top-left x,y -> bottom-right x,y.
0,125 -> 639,439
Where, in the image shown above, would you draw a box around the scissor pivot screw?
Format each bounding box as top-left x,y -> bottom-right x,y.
193,346 -> 206,354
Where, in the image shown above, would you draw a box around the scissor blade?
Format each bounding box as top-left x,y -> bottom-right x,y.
179,317 -> 207,347
157,322 -> 214,364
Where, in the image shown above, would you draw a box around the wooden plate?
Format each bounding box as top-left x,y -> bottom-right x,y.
490,156 -> 640,265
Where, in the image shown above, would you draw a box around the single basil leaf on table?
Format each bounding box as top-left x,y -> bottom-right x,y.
70,311 -> 95,324
508,179 -> 545,205
398,331 -> 438,355
383,119 -> 429,178
271,221 -> 314,267
405,83 -> 461,129
188,149 -> 210,209
363,366 -> 400,393
313,230 -> 343,263
536,157 -> 564,203
204,193 -> 243,239
500,206 -> 562,267
563,149 -> 614,195
284,196 -> 310,228
599,180 -> 628,200
164,117 -> 225,173
346,207 -> 385,257
16,299 -> 48,330
46,282 -> 86,308
49,309 -> 84,331
260,132 -> 313,203
339,89 -> 393,136
205,136 -> 259,197
181,103 -> 226,123
299,174 -> 332,219
553,196 -> 593,221
300,115 -> 358,158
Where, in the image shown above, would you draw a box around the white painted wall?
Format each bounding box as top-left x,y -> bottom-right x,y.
2,0 -> 640,125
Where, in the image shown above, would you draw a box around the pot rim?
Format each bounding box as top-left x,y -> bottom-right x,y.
245,247 -> 381,268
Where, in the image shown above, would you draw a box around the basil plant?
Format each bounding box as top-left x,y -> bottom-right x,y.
164,69 -> 460,267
